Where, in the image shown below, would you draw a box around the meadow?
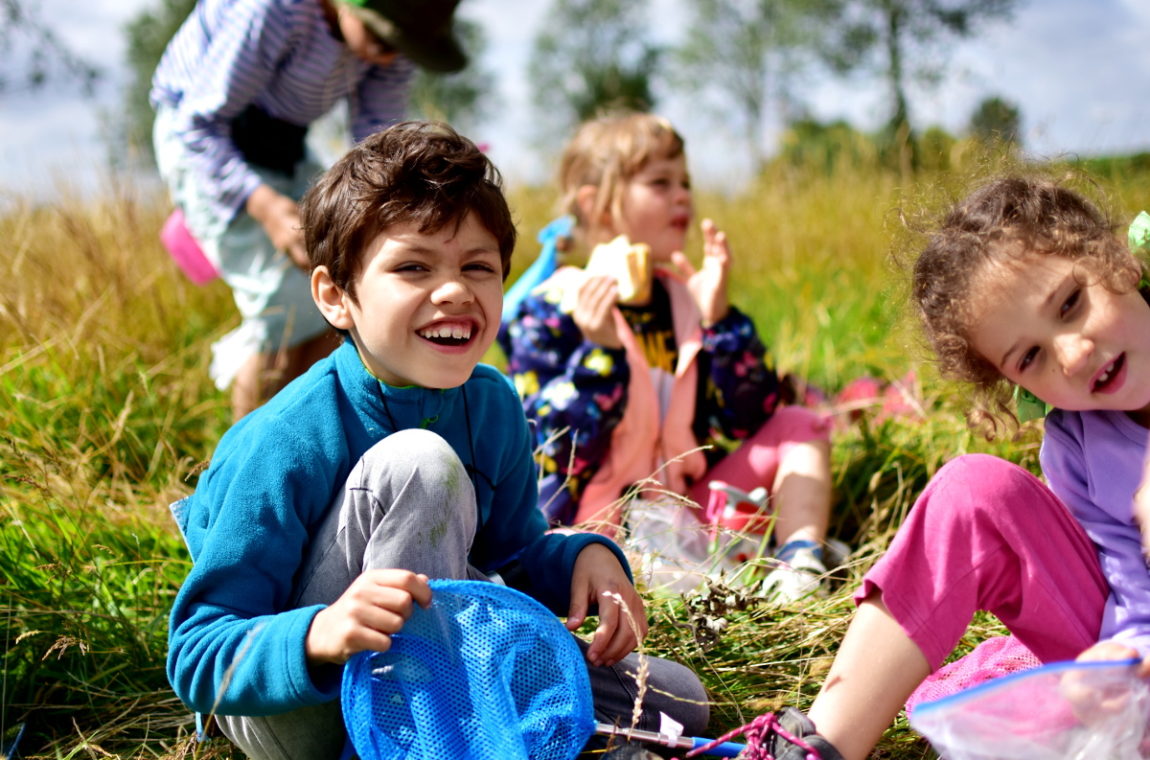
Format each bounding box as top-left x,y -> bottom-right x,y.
2,153 -> 1147,758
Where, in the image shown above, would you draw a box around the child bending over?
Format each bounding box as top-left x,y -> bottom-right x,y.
166,121 -> 708,760
501,112 -> 835,600
759,176 -> 1150,759
151,0 -> 465,418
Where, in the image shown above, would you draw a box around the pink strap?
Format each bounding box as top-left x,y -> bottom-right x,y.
681,712 -> 823,759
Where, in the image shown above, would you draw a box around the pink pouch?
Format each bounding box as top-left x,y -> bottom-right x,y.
160,208 -> 219,285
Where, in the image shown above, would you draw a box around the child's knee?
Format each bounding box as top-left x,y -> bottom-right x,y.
922,453 -> 1057,532
660,660 -> 711,735
778,404 -> 832,439
757,405 -> 832,449
932,454 -> 1042,505
354,429 -> 473,510
361,428 -> 462,471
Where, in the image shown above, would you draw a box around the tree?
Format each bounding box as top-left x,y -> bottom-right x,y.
968,94 -> 1021,146
673,0 -> 841,172
0,0 -> 100,94
779,117 -> 877,173
120,0 -> 196,165
823,0 -> 1017,170
529,0 -> 661,139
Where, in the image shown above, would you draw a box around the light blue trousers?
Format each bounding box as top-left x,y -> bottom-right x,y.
152,106 -> 330,389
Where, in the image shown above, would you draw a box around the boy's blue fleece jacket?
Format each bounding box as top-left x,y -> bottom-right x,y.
167,339 -> 629,716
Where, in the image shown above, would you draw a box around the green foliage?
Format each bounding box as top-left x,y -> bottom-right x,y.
778,118 -> 879,173
777,117 -> 973,175
528,0 -> 661,141
0,0 -> 100,93
917,124 -> 958,171
821,0 -> 1018,168
672,0 -> 842,171
119,0 -> 196,165
969,95 -> 1022,146
1072,152 -> 1150,180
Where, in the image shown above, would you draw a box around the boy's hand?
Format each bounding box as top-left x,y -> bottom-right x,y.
305,569 -> 432,665
245,184 -> 309,270
567,543 -> 647,667
572,275 -> 623,349
670,218 -> 730,327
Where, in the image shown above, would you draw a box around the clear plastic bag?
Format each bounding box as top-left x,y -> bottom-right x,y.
624,496 -> 750,593
909,658 -> 1150,760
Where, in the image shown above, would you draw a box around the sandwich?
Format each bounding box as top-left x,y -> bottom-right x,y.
584,235 -> 652,305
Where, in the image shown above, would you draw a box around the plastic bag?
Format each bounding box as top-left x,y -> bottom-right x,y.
909,658 -> 1150,760
625,496 -> 750,593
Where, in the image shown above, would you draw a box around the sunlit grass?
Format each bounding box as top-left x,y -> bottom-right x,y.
2,156 -> 1146,757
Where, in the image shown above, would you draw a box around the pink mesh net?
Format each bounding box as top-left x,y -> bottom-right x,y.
906,635 -> 1043,715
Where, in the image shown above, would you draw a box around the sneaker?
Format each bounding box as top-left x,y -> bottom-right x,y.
823,537 -> 851,569
760,540 -> 828,603
765,707 -> 845,760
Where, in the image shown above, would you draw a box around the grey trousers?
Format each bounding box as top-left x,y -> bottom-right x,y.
218,429 -> 709,760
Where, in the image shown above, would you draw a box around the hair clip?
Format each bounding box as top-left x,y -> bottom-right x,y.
1013,385 -> 1051,422
1129,211 -> 1150,252
1129,211 -> 1150,290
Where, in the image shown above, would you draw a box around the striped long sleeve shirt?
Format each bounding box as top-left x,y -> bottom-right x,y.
151,0 -> 413,223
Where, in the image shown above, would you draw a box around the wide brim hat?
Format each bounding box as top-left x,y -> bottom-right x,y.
340,0 -> 466,73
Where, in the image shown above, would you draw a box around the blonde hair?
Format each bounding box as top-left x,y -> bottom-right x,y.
557,111 -> 685,244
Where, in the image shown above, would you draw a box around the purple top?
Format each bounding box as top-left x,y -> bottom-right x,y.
1041,409 -> 1150,654
150,0 -> 413,222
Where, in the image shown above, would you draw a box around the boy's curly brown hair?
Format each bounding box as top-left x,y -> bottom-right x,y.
913,175 -> 1140,434
301,121 -> 517,302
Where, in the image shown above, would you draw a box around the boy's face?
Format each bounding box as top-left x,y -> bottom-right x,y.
315,212 -> 503,388
616,153 -> 692,263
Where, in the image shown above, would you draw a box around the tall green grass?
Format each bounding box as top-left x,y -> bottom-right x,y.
2,158 -> 1147,758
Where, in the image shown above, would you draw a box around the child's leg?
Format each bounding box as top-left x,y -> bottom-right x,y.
688,406 -> 833,545
806,595 -> 930,760
579,639 -> 710,757
217,429 -> 480,760
800,453 -> 1107,760
292,427 -> 482,605
230,331 -> 337,419
769,436 -> 832,545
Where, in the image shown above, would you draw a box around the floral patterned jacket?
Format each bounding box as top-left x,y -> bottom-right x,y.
499,271 -> 782,525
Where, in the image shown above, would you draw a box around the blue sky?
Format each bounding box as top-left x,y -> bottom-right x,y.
2,0 -> 1148,202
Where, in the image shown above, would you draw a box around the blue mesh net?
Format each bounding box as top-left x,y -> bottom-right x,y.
341,579 -> 595,760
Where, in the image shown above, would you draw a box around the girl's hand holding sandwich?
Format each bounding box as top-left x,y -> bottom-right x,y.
572,275 -> 622,349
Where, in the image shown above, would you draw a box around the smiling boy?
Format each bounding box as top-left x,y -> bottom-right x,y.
166,122 -> 707,760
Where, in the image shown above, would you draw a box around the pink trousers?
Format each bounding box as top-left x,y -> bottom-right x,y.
859,453 -> 1109,670
686,405 -> 831,508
